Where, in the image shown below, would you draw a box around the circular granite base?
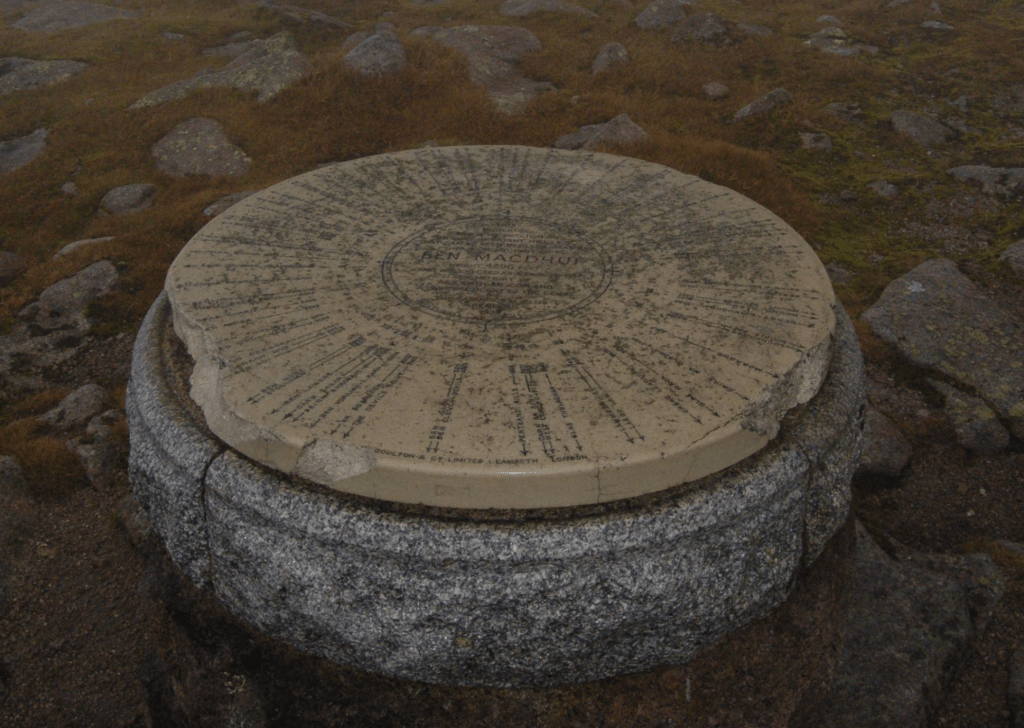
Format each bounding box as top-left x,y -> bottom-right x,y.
128,294 -> 863,688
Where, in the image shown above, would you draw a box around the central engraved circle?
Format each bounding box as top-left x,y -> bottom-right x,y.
382,215 -> 612,324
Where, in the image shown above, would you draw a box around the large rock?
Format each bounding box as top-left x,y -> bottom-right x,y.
100,183 -> 156,215
131,32 -> 310,107
70,408 -> 124,487
0,127 -> 46,176
862,258 -> 1024,439
947,165 -> 1024,200
43,383 -> 108,430
22,260 -> 118,334
0,57 -> 88,95
810,525 -> 1003,728
343,30 -> 407,76
500,0 -> 597,17
592,42 -> 629,74
671,12 -> 732,44
856,407 -> 912,477
930,380 -> 1011,454
12,1 -> 138,32
151,118 -> 251,178
429,26 -> 554,113
634,0 -> 691,29
891,109 -> 954,148
733,88 -> 791,120
553,113 -> 651,150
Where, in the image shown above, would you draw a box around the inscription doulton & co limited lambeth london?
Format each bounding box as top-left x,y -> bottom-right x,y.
165,146 -> 836,509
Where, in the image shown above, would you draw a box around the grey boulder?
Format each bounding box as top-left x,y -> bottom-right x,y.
0,57 -> 88,95
0,128 -> 46,176
862,258 -> 1024,439
733,88 -> 791,120
634,0 -> 691,29
12,2 -> 138,32
100,183 -> 156,215
43,383 -> 108,431
151,118 -> 251,178
1000,240 -> 1024,277
343,30 -> 408,76
553,113 -> 651,150
947,165 -> 1024,200
591,42 -> 629,74
132,32 -> 310,107
856,407 -> 912,477
23,260 -> 118,334
930,380 -> 1011,454
500,0 -> 597,17
891,109 -> 954,148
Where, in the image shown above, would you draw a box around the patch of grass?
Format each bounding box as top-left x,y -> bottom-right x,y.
0,419 -> 89,498
1,387 -> 71,421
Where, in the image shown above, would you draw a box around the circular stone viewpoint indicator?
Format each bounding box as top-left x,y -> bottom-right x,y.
166,146 -> 836,509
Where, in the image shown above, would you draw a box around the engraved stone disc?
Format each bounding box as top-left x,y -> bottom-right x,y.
166,146 -> 836,509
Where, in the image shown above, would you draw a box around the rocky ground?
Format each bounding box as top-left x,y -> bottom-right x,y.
1,0 -> 1023,725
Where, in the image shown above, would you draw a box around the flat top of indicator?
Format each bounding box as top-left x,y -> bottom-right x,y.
166,145 -> 835,509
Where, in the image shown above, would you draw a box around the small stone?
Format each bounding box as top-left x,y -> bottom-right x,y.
248,1 -> 351,28
737,23 -> 772,37
100,183 -> 156,215
857,407 -> 913,477
0,57 -> 89,95
202,39 -> 261,58
410,26 -> 442,37
151,118 -> 251,178
43,383 -> 108,430
800,132 -> 832,150
162,32 -> 185,41
839,189 -> 858,202
672,12 -> 731,44
868,180 -> 898,197
890,109 -> 954,148
947,165 -> 1024,199
54,236 -> 115,259
634,0 -> 691,29
0,128 -> 46,176
825,262 -> 854,286
921,20 -> 955,29
1000,240 -> 1024,277
0,251 -> 28,288
553,113 -> 651,150
824,101 -> 861,120
61,181 -> 77,195
343,31 -> 408,77
931,380 -> 1011,454
817,14 -> 842,25
500,0 -> 597,17
703,81 -> 729,99
204,191 -> 256,217
592,42 -> 629,74
71,408 -> 124,487
733,88 -> 790,120
375,22 -> 396,32
12,2 -> 139,33
949,94 -> 969,112
28,260 -> 118,334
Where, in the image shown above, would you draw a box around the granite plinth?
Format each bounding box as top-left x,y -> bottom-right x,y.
127,292 -> 863,687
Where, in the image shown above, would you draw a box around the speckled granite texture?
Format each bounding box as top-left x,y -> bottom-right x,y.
128,293 -> 864,687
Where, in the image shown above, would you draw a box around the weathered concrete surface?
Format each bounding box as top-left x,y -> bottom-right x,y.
862,258 -> 1024,439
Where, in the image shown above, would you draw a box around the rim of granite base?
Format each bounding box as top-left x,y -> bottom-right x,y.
128,293 -> 863,687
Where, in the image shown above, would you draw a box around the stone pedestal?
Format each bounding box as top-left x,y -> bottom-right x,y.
128,146 -> 864,689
